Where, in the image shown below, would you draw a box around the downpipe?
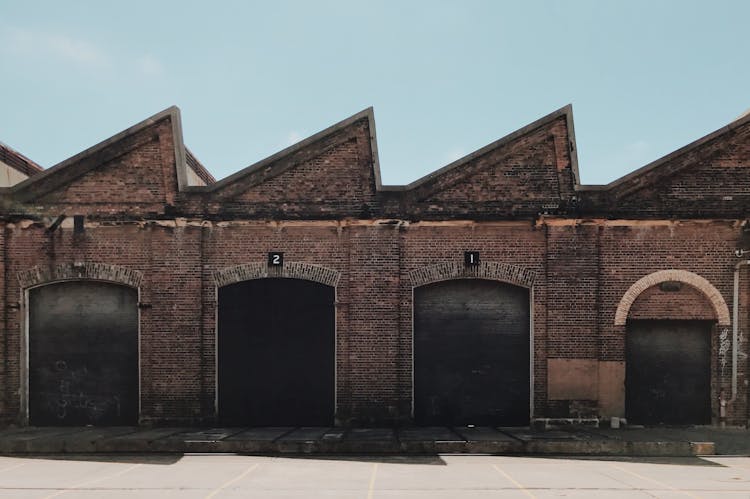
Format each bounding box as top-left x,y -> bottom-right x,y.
730,260 -> 749,406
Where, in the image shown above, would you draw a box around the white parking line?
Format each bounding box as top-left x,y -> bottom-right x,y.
0,462 -> 27,474
204,462 -> 259,499
367,462 -> 378,499
492,463 -> 536,498
42,463 -> 142,499
608,463 -> 703,499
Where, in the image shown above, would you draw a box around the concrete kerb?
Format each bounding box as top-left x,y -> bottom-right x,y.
0,426 -> 731,457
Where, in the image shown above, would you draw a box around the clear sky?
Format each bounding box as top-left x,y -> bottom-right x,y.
1,0 -> 748,186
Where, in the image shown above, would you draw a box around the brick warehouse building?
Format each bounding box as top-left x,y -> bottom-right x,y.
1,105 -> 749,428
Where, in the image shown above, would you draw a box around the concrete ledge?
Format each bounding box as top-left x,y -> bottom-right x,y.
0,426 -> 721,457
690,441 -> 716,455
532,418 -> 600,430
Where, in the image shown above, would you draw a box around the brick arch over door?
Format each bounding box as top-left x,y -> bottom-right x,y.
614,269 -> 730,326
17,262 -> 143,289
213,262 -> 340,288
408,261 -> 536,288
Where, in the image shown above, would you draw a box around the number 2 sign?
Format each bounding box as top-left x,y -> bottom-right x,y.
268,252 -> 284,267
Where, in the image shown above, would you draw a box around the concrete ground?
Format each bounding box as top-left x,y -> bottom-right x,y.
0,453 -> 749,498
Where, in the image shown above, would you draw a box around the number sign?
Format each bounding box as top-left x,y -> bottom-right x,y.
464,251 -> 480,266
268,252 -> 284,267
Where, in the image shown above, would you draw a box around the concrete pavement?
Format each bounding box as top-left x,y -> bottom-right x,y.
1,453 -> 750,498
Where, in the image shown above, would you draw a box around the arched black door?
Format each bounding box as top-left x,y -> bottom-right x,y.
29,281 -> 139,426
626,320 -> 711,425
218,278 -> 335,426
414,279 -> 530,426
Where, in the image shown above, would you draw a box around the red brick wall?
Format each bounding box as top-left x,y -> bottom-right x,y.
579,120 -> 750,219
629,283 -> 716,321
203,119 -> 377,220
597,221 -> 745,423
0,223 -> 6,419
0,218 -> 747,425
2,107 -> 749,427
15,117 -> 178,218
400,116 -> 574,220
0,222 -> 205,423
400,223 -> 547,417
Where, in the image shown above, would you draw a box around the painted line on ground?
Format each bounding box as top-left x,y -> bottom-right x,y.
0,462 -> 27,474
492,463 -> 536,498
42,463 -> 142,499
205,462 -> 260,499
609,463 -> 703,499
367,462 -> 378,499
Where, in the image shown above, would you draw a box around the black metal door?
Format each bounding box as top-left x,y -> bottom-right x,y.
626,320 -> 711,425
29,281 -> 139,426
218,278 -> 335,426
414,279 -> 530,426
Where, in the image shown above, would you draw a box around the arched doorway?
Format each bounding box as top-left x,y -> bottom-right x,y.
413,279 -> 530,426
28,281 -> 139,426
616,270 -> 729,425
217,278 -> 335,426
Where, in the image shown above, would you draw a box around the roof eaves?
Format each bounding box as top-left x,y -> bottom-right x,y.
0,141 -> 44,177
185,147 -> 216,185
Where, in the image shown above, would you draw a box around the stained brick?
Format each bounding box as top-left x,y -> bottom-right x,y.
0,105 -> 748,426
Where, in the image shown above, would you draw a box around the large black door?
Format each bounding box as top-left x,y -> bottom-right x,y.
626,320 -> 711,425
218,278 -> 335,426
414,279 -> 530,426
29,281 -> 139,426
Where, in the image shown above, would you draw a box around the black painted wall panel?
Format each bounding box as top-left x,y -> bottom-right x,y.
29,281 -> 139,426
414,279 -> 530,426
626,320 -> 711,425
218,278 -> 335,426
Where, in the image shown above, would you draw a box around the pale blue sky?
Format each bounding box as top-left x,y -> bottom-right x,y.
1,1 -> 748,185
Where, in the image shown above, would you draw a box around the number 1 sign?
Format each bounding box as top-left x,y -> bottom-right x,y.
464,251 -> 480,266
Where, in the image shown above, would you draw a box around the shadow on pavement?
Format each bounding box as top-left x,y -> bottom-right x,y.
262,454 -> 448,465
523,454 -> 724,466
1,453 -> 183,465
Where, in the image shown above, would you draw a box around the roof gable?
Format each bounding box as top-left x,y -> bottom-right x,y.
9,107 -> 189,211
204,108 -> 379,217
592,110 -> 750,199
390,106 -> 578,218
573,110 -> 750,217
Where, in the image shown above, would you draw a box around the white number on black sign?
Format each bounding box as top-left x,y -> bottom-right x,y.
268,252 -> 284,266
464,251 -> 480,266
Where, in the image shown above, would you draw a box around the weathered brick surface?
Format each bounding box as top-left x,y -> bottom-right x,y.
8,117 -> 179,217
629,283 -> 717,321
0,224 -> 6,417
390,115 -> 575,220
399,223 -> 546,416
1,105 -> 749,426
578,120 -> 750,219
201,119 -> 377,220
